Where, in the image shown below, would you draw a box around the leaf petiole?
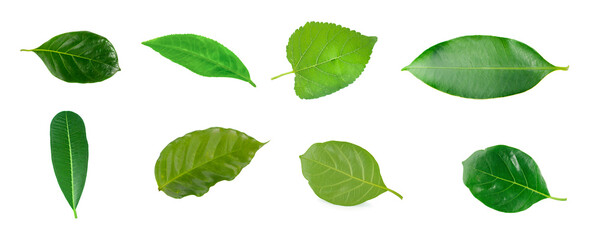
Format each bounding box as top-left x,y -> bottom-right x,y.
386,188 -> 403,200
548,196 -> 567,201
271,70 -> 294,80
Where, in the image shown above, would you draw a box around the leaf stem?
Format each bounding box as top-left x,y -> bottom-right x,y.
20,49 -> 33,52
548,196 -> 567,201
73,208 -> 78,219
556,65 -> 569,71
271,70 -> 294,80
386,188 -> 403,200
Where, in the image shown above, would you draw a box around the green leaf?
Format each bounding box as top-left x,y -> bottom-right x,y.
22,31 -> 120,83
50,111 -> 89,218
462,145 -> 566,213
272,22 -> 377,99
154,127 -> 265,198
299,141 -> 402,206
402,35 -> 568,99
142,34 -> 255,87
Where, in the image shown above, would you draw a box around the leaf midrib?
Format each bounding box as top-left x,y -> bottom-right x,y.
145,42 -> 251,83
158,148 -> 246,191
293,41 -> 374,75
301,156 -> 402,199
402,66 -> 568,71
472,167 -> 554,199
64,113 -> 78,218
22,48 -> 119,70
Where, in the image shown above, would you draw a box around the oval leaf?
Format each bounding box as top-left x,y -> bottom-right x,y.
402,35 -> 568,99
22,31 -> 120,83
462,145 -> 566,213
154,127 -> 265,198
142,34 -> 255,87
272,22 -> 377,99
50,111 -> 89,218
299,141 -> 402,206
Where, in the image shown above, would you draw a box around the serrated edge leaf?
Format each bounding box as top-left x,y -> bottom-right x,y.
272,22 -> 377,99
142,34 -> 255,87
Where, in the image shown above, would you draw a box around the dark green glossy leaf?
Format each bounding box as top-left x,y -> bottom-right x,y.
402,35 -> 568,99
154,127 -> 265,198
142,34 -> 255,87
50,111 -> 88,218
463,145 -> 566,213
299,141 -> 402,206
22,31 -> 120,83
272,22 -> 377,99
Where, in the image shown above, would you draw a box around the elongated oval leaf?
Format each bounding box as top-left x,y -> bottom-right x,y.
50,111 -> 88,218
22,31 -> 120,83
155,127 -> 265,198
299,141 -> 402,206
272,22 -> 377,99
142,34 -> 255,87
402,35 -> 568,99
463,145 -> 566,213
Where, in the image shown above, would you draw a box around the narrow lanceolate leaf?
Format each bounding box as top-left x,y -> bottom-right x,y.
402,35 -> 568,99
50,111 -> 89,218
142,34 -> 255,87
272,22 -> 377,99
299,141 -> 402,206
463,145 -> 566,213
154,127 -> 265,198
22,31 -> 120,83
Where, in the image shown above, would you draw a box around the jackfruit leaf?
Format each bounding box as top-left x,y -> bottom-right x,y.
463,145 -> 566,213
300,141 -> 402,206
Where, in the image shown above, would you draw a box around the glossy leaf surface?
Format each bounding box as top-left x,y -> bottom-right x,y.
403,35 -> 568,99
155,127 -> 265,198
300,141 -> 402,206
143,34 -> 255,87
463,145 -> 566,213
50,111 -> 88,218
272,22 -> 377,99
22,31 -> 120,83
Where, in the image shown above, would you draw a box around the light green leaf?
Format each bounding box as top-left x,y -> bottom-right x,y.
154,127 -> 265,198
22,31 -> 120,83
403,35 -> 568,99
50,111 -> 88,218
272,22 -> 377,99
299,141 -> 402,206
463,145 -> 566,213
143,34 -> 255,87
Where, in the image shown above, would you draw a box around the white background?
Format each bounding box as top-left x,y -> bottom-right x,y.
1,0 -> 588,239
